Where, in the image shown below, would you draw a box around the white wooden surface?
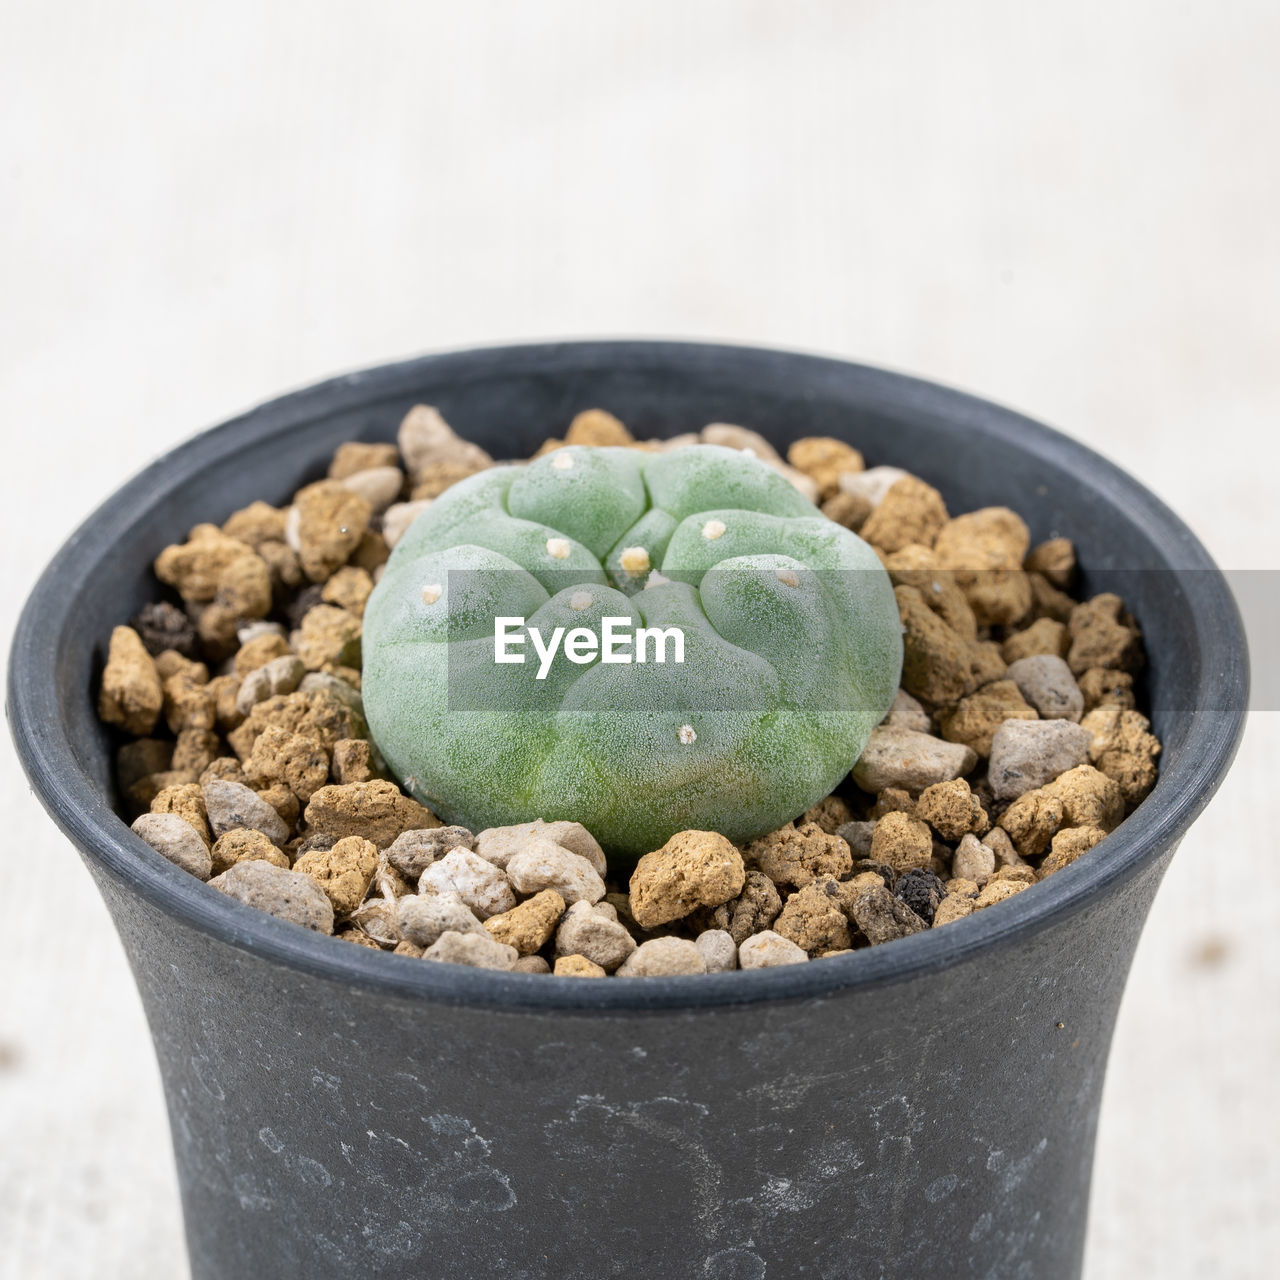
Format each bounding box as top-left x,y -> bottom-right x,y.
1,3 -> 1276,1277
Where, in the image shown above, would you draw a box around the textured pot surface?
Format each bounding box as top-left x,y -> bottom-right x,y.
8,343 -> 1248,1279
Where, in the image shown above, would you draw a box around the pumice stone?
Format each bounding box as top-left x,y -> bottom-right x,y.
362,444 -> 902,859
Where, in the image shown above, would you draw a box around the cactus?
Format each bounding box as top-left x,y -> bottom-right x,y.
362,443 -> 902,859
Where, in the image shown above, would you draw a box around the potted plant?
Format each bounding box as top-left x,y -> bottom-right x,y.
7,342 -> 1248,1280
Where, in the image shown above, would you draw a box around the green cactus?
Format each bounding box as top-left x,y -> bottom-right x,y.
362,443 -> 902,859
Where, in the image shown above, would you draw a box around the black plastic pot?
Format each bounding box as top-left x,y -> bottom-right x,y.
8,342 -> 1248,1280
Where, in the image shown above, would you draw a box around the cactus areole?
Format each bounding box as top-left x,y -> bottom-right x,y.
363,444 -> 903,859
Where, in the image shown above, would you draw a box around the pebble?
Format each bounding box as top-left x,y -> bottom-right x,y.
1067,593 -> 1143,675
1002,618 -> 1069,663
303,779 -> 440,848
1081,704 -> 1162,805
340,466 -> 404,514
208,861 -> 334,933
130,813 -> 213,879
852,726 -> 978,794
743,822 -> 852,890
243,724 -> 330,803
694,929 -> 738,973
834,819 -> 875,858
286,480 -> 372,583
846,881 -> 928,946
629,830 -> 746,928
484,889 -> 566,955
554,900 -> 637,971
837,465 -> 907,507
988,720 -> 1093,800
294,836 -> 380,916
474,819 -> 606,875
235,654 -> 306,716
419,849 -> 517,920
892,868 -> 945,926
773,882 -> 853,955
860,476 -> 949,553
786,436 -> 865,499
952,833 -> 996,886
936,679 -> 1037,758
421,930 -> 518,971
869,811 -> 934,874
506,838 -> 606,904
396,892 -> 486,947
512,955 -> 552,974
1006,654 -> 1084,722
915,778 -> 988,842
209,827 -> 290,876
617,936 -> 708,977
703,870 -> 783,944
882,688 -> 932,733
398,404 -> 493,480
737,931 -> 809,969
554,954 -> 607,978
202,778 -> 290,845
150,783 -> 212,845
381,500 -> 433,548
328,441 -> 400,479
98,626 -> 163,735
385,825 -> 475,878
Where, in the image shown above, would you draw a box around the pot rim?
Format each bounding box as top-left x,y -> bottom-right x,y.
6,340 -> 1250,1013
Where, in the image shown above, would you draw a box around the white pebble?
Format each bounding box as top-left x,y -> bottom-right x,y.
474,820 -> 606,875
617,936 -> 707,977
1007,655 -> 1085,722
695,929 -> 738,973
952,833 -> 996,886
422,930 -> 518,971
882,688 -> 932,733
554,901 -> 637,972
235,654 -> 305,716
340,465 -> 404,514
419,849 -> 516,920
738,931 -> 809,969
506,838 -> 606,904
838,465 -> 907,507
202,779 -> 289,846
396,891 -> 485,947
852,726 -> 978,794
382,499 -> 433,548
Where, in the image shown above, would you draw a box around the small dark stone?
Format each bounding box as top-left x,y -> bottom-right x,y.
894,868 -> 946,926
130,601 -> 198,658
286,584 -> 326,631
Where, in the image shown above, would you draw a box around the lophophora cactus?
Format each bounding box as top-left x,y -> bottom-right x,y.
363,443 -> 902,859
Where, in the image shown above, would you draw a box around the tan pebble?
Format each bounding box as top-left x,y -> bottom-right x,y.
506,838 -> 606,905
870,787 -> 915,819
945,877 -> 980,898
1080,705 -> 1161,805
255,783 -> 300,829
171,728 -> 221,778
983,826 -> 1024,867
98,626 -> 163,735
1028,571 -> 1076,623
484,889 -> 566,955
565,408 -> 633,447
234,631 -> 290,676
286,481 -> 371,583
419,849 -> 516,920
933,893 -> 975,926
150,782 -> 211,846
737,930 -> 809,969
895,586 -> 978,705
554,900 -> 637,971
393,940 -> 425,958
243,725 -> 330,803
617,936 -> 707,977
422,930 -> 518,971
820,489 -> 872,530
1039,826 -> 1108,877
860,476 -> 949,553
159,654 -> 216,734
629,830 -> 746,928
291,605 -> 362,672
209,860 -> 334,933
974,879 -> 1029,909
397,892 -> 485,947
210,827 -> 290,876
337,927 -> 382,949
330,737 -> 376,784
882,546 -> 978,641
154,525 -> 272,648
1044,765 -> 1125,831
800,794 -> 853,834
131,812 -> 213,879
554,954 -> 607,978
321,566 -> 376,618
294,836 -> 379,916
1025,537 -> 1076,589
1067,594 -> 1143,675
304,780 -> 440,849
199,757 -> 245,789
786,437 -> 865,499
839,465 -> 907,506
952,833 -> 996,886
743,822 -> 851,891
512,955 -> 552,974
700,422 -> 781,462
1000,789 -> 1066,857
1003,618 -> 1069,664
869,811 -> 933,874
915,778 -> 988,841
773,882 -> 853,955
937,680 -> 1038,758
1078,667 -> 1136,713
328,440 -> 401,480
933,507 -> 1032,626
990,864 -> 1038,885
222,500 -> 287,548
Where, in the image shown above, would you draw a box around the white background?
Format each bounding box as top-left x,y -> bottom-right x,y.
1,3 -> 1277,1277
